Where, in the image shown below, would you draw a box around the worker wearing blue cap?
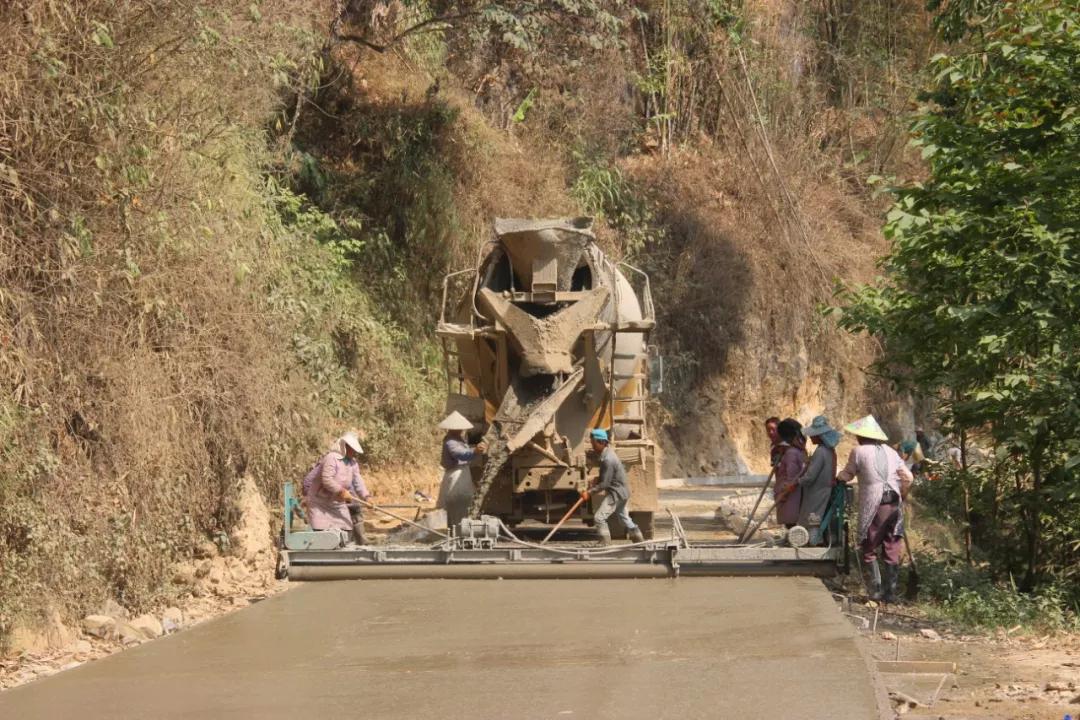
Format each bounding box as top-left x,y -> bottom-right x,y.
585,428 -> 644,546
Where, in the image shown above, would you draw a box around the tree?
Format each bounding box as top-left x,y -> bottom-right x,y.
836,0 -> 1079,591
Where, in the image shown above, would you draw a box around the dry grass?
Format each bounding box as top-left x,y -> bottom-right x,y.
303,46 -> 576,257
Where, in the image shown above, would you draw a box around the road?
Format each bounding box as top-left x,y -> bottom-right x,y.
0,577 -> 886,719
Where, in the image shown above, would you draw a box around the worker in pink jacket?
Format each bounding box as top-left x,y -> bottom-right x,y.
306,432 -> 372,544
772,418 -> 807,528
836,416 -> 913,604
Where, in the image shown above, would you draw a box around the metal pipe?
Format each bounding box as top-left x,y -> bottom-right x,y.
287,561 -> 837,581
288,563 -> 672,581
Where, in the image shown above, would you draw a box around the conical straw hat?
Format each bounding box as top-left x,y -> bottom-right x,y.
339,432 -> 364,455
438,410 -> 474,431
843,415 -> 889,441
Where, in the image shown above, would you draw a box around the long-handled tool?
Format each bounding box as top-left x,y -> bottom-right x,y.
541,494 -> 587,545
740,498 -> 780,543
902,534 -> 920,600
737,467 -> 776,544
351,495 -> 450,540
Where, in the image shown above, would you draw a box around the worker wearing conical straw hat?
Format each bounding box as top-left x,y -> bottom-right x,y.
306,431 -> 372,545
436,411 -> 487,528
836,415 -> 913,604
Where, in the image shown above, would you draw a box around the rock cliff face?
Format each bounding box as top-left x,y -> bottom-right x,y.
622,152 -> 899,478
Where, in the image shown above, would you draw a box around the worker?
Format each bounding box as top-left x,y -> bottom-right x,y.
307,432 -> 373,545
915,428 -> 932,457
585,428 -> 644,546
778,415 -> 840,543
899,440 -> 924,472
772,418 -> 807,529
765,415 -> 782,467
946,444 -> 964,470
837,415 -> 913,604
437,411 -> 486,529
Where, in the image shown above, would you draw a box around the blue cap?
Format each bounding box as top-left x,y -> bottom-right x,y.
590,429 -> 609,442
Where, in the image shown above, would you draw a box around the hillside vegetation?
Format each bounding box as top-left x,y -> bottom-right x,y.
0,1 -> 448,636
1,0 -> 993,644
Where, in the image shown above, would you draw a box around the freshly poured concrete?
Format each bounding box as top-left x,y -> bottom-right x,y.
0,578 -> 884,719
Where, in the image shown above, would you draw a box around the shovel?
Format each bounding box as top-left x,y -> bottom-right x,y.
739,497 -> 780,543
903,534 -> 920,600
737,466 -> 777,544
350,495 -> 450,540
541,494 -> 588,545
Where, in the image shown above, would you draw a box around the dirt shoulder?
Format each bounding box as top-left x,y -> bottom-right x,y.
837,595 -> 1080,719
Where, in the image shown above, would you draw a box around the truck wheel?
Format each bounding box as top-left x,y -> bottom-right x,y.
630,511 -> 654,540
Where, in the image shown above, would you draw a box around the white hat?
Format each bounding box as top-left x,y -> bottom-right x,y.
438,411 -> 474,431
339,432 -> 364,455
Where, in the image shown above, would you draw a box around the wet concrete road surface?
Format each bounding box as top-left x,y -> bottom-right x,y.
0,578 -> 884,719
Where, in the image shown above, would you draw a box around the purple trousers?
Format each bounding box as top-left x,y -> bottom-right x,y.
860,502 -> 902,566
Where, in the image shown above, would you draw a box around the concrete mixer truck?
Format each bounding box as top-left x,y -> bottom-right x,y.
435,217 -> 660,537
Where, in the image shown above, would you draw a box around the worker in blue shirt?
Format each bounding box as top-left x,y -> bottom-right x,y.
584,429 -> 644,546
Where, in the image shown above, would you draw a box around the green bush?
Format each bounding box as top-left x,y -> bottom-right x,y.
570,154 -> 659,258
918,552 -> 1079,632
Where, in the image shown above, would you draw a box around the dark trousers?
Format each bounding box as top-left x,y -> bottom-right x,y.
860,502 -> 902,566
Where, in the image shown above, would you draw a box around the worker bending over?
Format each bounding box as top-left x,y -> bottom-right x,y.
837,416 -> 913,604
307,432 -> 372,545
586,429 -> 644,546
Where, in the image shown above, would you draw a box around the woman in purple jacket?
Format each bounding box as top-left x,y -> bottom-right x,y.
772,418 -> 807,528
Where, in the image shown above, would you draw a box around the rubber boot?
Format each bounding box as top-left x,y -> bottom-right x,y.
861,559 -> 883,601
351,519 -> 367,546
595,523 -> 612,546
628,527 -> 645,544
882,563 -> 900,604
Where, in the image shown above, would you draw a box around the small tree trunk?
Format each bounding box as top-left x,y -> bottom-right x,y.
960,428 -> 972,565
1022,440 -> 1044,592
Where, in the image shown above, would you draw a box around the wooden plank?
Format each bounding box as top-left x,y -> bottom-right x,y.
876,661 -> 956,674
